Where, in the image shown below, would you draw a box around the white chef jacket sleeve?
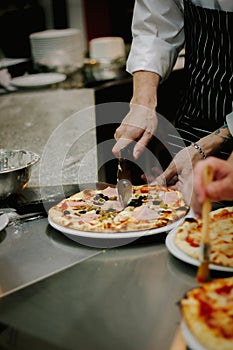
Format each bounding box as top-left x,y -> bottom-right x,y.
126,0 -> 185,81
226,111 -> 233,136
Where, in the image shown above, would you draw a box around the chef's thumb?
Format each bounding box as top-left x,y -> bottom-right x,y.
112,137 -> 132,158
155,166 -> 176,187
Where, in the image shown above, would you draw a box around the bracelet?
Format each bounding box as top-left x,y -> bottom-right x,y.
191,143 -> 207,159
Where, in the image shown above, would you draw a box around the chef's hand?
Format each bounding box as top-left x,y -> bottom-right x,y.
112,103 -> 158,159
187,156 -> 233,217
112,71 -> 160,159
154,145 -> 204,193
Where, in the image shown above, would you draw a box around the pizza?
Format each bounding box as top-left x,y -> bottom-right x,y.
180,276 -> 233,350
48,184 -> 189,233
174,206 -> 233,267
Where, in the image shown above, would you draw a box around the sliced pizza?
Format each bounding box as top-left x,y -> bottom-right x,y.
180,276 -> 233,350
174,206 -> 233,267
48,184 -> 189,233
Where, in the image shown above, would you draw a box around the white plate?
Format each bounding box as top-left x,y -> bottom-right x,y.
165,225 -> 233,272
48,215 -> 186,248
181,321 -> 208,350
11,73 -> 66,88
0,58 -> 29,68
0,214 -> 9,231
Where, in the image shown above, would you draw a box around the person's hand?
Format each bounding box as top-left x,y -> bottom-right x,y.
187,157 -> 233,216
112,71 -> 160,159
153,145 -> 203,192
112,103 -> 158,159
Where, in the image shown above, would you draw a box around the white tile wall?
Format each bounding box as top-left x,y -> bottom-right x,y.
38,0 -> 87,51
68,0 -> 87,52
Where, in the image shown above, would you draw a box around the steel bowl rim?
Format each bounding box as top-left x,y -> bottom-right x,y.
0,149 -> 40,174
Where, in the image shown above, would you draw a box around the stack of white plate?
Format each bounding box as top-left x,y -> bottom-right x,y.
89,37 -> 125,61
30,29 -> 84,74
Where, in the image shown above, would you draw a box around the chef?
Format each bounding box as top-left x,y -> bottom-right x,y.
112,0 -> 233,193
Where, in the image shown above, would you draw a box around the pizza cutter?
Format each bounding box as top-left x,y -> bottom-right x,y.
117,148 -> 133,207
117,179 -> 133,208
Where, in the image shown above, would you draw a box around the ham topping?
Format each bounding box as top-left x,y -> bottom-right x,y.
132,204 -> 159,221
67,200 -> 88,207
101,186 -> 117,197
79,211 -> 100,223
101,200 -> 123,211
160,191 -> 178,204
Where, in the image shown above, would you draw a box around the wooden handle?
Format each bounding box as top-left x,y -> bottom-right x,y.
203,165 -> 214,187
202,166 -> 214,243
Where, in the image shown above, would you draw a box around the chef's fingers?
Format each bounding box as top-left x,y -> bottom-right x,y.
192,161 -> 207,204
141,166 -> 164,184
112,137 -> 133,158
206,178 -> 233,202
151,166 -> 163,176
192,157 -> 231,203
113,129 -> 152,160
141,173 -> 156,183
132,129 -> 154,159
133,123 -> 157,159
156,162 -> 178,186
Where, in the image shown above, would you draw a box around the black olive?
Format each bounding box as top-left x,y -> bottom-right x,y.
127,195 -> 147,207
153,200 -> 161,205
79,210 -> 86,214
95,193 -> 109,200
176,206 -> 189,211
64,210 -> 70,215
129,199 -> 142,207
93,194 -> 109,203
184,217 -> 198,223
93,194 -> 101,200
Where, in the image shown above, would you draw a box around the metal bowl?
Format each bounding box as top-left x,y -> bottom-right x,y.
0,149 -> 40,199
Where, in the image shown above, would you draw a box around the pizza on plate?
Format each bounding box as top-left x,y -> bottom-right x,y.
180,276 -> 233,350
48,184 -> 189,233
174,206 -> 233,267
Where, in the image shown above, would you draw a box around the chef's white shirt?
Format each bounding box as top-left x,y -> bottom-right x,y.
226,112 -> 233,136
127,0 -> 233,80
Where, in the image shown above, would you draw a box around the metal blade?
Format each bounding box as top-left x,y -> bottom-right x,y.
117,148 -> 132,182
117,179 -> 133,208
117,148 -> 133,207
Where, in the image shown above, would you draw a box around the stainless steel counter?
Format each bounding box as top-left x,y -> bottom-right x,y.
0,88 -> 98,186
0,217 -> 102,298
0,235 -> 194,350
0,218 -> 230,350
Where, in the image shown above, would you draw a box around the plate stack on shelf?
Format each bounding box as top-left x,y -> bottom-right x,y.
29,29 -> 84,74
84,36 -> 127,81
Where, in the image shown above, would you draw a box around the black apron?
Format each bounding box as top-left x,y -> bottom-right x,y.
167,0 -> 233,159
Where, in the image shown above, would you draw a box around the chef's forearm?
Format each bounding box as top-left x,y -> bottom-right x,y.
130,71 -> 161,109
195,124 -> 232,157
227,151 -> 233,163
